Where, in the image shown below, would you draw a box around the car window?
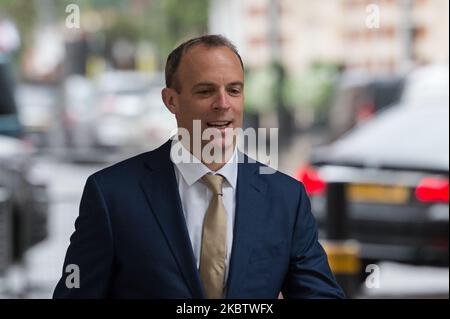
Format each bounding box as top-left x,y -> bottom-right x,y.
371,79 -> 404,111
0,62 -> 18,115
0,62 -> 23,137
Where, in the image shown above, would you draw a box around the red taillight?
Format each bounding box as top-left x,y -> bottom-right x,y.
295,165 -> 326,196
415,177 -> 449,203
356,101 -> 375,124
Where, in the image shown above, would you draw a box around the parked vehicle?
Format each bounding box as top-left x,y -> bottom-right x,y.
327,72 -> 404,142
63,72 -> 176,160
400,64 -> 449,107
1,59 -> 49,272
93,71 -> 176,150
15,83 -> 58,147
0,59 -> 23,138
0,136 -> 49,269
297,103 -> 449,269
63,75 -> 97,152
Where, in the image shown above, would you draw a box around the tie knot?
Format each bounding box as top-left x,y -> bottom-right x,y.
202,174 -> 224,195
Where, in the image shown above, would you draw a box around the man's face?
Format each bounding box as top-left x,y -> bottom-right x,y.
163,45 -> 244,155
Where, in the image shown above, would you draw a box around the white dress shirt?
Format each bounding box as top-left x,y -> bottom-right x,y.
170,139 -> 238,287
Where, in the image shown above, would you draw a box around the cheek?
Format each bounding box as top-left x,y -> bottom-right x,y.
179,97 -> 210,115
177,105 -> 209,128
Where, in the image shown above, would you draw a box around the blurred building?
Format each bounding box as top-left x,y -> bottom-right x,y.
340,0 -> 449,73
412,0 -> 449,65
210,0 -> 449,74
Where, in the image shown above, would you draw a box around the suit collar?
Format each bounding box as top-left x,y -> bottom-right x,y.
170,138 -> 238,189
141,140 -> 205,298
225,155 -> 269,298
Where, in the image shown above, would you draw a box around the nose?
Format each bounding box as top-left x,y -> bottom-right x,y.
212,88 -> 230,111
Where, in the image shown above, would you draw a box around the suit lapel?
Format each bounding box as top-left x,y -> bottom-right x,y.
139,141 -> 204,298
226,155 -> 268,298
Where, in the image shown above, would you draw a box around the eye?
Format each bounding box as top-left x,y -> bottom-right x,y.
228,87 -> 242,96
197,89 -> 213,95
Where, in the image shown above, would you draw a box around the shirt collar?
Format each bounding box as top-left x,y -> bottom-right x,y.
170,137 -> 238,189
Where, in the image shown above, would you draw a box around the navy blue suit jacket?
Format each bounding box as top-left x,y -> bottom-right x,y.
53,140 -> 344,299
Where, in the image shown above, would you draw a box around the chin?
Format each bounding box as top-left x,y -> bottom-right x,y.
201,134 -> 235,163
204,137 -> 232,150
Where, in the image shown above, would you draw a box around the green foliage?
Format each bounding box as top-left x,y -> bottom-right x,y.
98,0 -> 209,68
244,66 -> 278,113
0,0 -> 36,43
284,62 -> 340,112
147,0 -> 210,66
0,0 -> 209,68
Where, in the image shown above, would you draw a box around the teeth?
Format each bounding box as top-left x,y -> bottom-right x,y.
207,121 -> 230,126
208,121 -> 229,124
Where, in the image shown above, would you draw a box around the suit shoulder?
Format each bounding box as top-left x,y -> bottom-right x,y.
89,141 -> 169,184
90,152 -> 146,179
244,157 -> 307,213
266,168 -> 306,194
245,155 -> 306,193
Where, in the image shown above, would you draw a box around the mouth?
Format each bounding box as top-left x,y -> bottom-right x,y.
206,120 -> 233,129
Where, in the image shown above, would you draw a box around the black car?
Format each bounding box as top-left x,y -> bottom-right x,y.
1,59 -> 49,274
327,72 -> 404,142
0,60 -> 23,138
0,136 -> 49,273
296,104 -> 449,267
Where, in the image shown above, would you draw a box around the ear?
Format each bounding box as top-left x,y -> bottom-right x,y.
162,87 -> 178,114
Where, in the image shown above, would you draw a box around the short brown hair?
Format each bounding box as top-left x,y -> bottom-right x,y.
165,34 -> 244,92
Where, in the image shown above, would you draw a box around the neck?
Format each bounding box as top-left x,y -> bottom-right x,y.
204,160 -> 227,172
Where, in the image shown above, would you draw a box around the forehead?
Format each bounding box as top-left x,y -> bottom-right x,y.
177,45 -> 243,85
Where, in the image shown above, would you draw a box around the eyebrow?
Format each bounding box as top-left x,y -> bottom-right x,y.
192,81 -> 244,91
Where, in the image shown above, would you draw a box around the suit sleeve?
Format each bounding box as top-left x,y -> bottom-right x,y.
53,175 -> 114,298
281,184 -> 346,299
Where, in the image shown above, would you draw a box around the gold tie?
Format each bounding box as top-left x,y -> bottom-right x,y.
199,174 -> 227,299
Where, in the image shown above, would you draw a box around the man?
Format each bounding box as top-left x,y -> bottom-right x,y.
54,35 -> 345,299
